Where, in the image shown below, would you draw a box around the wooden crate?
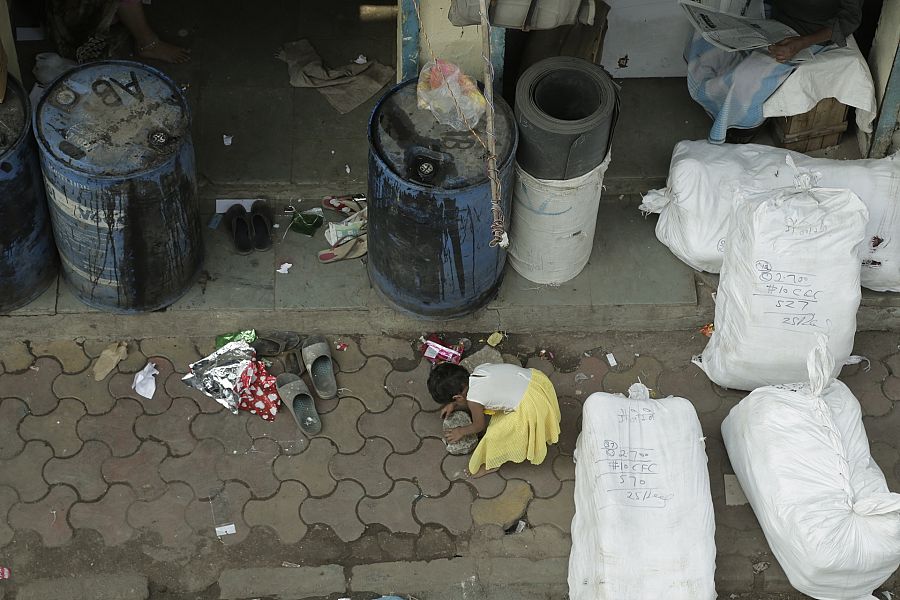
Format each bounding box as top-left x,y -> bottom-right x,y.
773,97 -> 849,152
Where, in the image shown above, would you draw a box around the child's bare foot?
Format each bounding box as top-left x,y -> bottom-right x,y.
467,467 -> 499,479
138,39 -> 191,64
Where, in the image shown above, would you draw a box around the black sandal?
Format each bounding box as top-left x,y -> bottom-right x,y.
250,201 -> 273,252
225,205 -> 254,255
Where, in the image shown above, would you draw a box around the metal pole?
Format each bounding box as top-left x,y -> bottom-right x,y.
479,0 -> 508,248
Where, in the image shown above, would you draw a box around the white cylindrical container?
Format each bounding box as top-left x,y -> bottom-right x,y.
508,153 -> 611,285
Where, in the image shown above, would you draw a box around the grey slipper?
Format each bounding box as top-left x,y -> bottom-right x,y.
301,335 -> 338,400
276,373 -> 321,436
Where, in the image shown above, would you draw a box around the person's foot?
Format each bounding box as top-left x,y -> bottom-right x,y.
137,39 -> 191,64
467,467 -> 499,479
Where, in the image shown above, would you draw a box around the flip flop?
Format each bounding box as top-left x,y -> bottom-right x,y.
317,234 -> 368,264
322,194 -> 366,216
301,335 -> 338,400
225,205 -> 254,255
252,331 -> 301,357
276,373 -> 321,435
250,200 -> 274,252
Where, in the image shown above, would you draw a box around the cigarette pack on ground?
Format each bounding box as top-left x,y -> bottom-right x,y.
421,335 -> 463,365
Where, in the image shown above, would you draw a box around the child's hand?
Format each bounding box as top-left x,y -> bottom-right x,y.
444,427 -> 467,443
440,404 -> 455,419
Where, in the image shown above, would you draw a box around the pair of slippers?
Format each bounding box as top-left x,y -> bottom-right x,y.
317,234 -> 368,264
254,333 -> 336,436
226,201 -> 273,254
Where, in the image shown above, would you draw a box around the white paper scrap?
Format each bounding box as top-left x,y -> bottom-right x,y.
222,134 -> 233,146
605,353 -> 617,367
131,362 -> 159,400
276,262 -> 293,274
215,523 -> 236,536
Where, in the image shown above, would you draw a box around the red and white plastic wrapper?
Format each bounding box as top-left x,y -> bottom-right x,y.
236,359 -> 280,421
421,335 -> 464,365
0,566 -> 9,579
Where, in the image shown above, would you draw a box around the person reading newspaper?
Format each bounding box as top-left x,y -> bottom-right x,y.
683,0 -> 862,144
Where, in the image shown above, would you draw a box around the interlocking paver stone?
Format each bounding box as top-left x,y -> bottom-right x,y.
657,366 -> 722,414
0,340 -> 34,372
557,396 -> 582,456
871,441 -> 899,481
9,484 -> 78,546
244,480 -> 309,543
0,441 -> 51,501
337,357 -> 393,412
300,479 -> 365,542
0,398 -> 27,459
0,486 -> 18,547
76,398 -> 143,457
274,438 -> 338,496
525,356 -> 555,376
30,340 -> 89,374
53,368 -> 117,415
333,338 -> 367,373
160,439 -> 226,497
386,438 -> 451,496
247,411 -> 308,454
102,441 -> 168,500
883,376 -> 900,403
192,410 -> 255,453
329,437 -> 392,496
69,484 -> 136,545
165,371 -> 222,413
316,396 -> 365,453
44,441 -> 110,501
185,481 -> 251,546
441,454 -> 506,499
358,480 -> 420,534
603,356 -> 664,395
527,480 -> 575,533
108,357 -> 176,409
20,398 -> 85,457
4,357 -> 61,415
412,406 -> 443,440
127,482 -> 194,547
140,338 -> 202,373
842,360 -> 892,417
217,437 -> 281,498
499,448 -> 563,498
360,335 -> 416,361
358,396 -> 421,452
135,398 -> 199,456
414,481 -> 474,534
571,355 -> 609,398
552,453 -> 575,481
385,360 -> 433,409
472,479 -> 534,529
886,352 -> 900,377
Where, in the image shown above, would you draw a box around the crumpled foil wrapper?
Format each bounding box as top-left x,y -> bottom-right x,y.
215,329 -> 257,349
182,341 -> 255,413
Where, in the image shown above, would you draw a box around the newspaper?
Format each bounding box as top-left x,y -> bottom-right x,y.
680,0 -> 814,61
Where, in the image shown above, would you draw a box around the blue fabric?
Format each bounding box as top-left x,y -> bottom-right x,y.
686,32 -> 798,144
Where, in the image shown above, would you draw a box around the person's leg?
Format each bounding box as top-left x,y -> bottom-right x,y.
116,0 -> 189,63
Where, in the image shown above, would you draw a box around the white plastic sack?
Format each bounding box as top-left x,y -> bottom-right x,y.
508,153 -> 611,285
721,338 -> 900,600
640,141 -> 900,291
568,384 -> 716,600
696,185 -> 867,390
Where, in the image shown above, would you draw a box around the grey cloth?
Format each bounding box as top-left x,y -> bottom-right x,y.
277,39 -> 394,114
770,0 -> 863,47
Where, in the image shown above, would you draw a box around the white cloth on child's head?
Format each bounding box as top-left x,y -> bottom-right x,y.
467,363 -> 532,412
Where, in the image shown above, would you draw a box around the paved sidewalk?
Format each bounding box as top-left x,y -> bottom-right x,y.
0,331 -> 898,599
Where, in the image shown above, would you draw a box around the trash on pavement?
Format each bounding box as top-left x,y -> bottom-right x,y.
574,372 -> 589,383
514,520 -> 527,534
289,208 -> 324,236
486,331 -> 504,347
222,134 -> 233,146
281,561 -> 303,568
700,323 -> 714,338
0,566 -> 9,579
420,334 -> 464,365
132,362 -> 159,399
276,262 -> 293,274
353,54 -> 367,64
344,164 -> 351,174
335,341 -> 349,352
539,349 -> 554,360
237,359 -> 280,421
207,213 -> 223,229
182,341 -> 256,413
752,561 -> 770,574
92,341 -> 128,381
605,352 -> 617,367
215,329 -> 257,350
325,207 -> 367,247
214,523 -> 236,537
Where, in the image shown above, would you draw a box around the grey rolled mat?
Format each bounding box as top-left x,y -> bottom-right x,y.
515,56 -> 617,180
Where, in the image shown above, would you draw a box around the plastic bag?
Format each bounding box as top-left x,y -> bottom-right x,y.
722,337 -> 900,600
695,184 -> 867,390
640,141 -> 900,291
416,60 -> 486,131
568,383 -> 716,600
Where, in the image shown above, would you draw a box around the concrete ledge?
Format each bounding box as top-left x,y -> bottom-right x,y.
16,574 -> 148,600
217,566 -> 345,600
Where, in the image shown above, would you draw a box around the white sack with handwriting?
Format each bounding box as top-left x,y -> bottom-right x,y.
639,141 -> 900,291
695,185 -> 867,391
568,384 -> 716,600
722,339 -> 900,600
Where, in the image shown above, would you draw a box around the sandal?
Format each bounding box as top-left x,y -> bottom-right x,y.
322,194 -> 366,216
225,205 -> 254,255
250,201 -> 274,252
301,335 -> 338,399
251,331 -> 301,357
317,234 -> 368,264
276,373 -> 321,435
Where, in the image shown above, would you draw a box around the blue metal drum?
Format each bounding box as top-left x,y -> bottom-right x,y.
367,79 -> 517,319
33,60 -> 202,313
0,75 -> 58,312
